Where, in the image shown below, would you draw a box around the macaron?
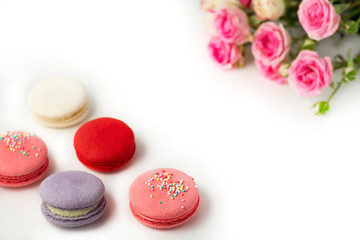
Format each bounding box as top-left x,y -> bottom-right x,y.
0,131 -> 49,187
28,77 -> 89,128
74,117 -> 136,172
129,168 -> 200,229
39,171 -> 106,228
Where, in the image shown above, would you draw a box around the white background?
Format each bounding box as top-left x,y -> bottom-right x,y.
0,0 -> 360,239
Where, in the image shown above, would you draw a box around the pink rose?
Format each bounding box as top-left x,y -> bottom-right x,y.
213,7 -> 251,44
298,0 -> 340,41
255,60 -> 287,84
208,36 -> 243,69
239,0 -> 252,8
289,50 -> 333,97
251,22 -> 290,66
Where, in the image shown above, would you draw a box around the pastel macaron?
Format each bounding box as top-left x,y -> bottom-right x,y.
28,77 -> 89,128
74,117 -> 136,172
39,171 -> 106,228
0,131 -> 49,187
129,168 -> 200,229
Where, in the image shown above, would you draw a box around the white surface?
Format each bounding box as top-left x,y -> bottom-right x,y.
0,1 -> 360,240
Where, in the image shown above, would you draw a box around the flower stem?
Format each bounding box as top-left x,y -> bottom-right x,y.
327,81 -> 343,104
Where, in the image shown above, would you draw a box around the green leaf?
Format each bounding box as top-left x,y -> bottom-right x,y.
342,69 -> 357,82
346,69 -> 358,81
301,38 -> 317,50
334,3 -> 350,15
248,16 -> 263,27
344,20 -> 359,34
302,45 -> 316,50
314,101 -> 330,115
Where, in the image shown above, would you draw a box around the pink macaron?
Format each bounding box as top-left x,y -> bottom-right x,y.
129,168 -> 200,229
0,131 -> 49,187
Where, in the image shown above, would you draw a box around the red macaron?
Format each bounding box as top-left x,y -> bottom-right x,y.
74,117 -> 136,172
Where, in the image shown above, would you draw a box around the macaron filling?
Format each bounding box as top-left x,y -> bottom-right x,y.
130,196 -> 200,226
33,101 -> 89,127
41,196 -> 107,227
46,199 -> 100,218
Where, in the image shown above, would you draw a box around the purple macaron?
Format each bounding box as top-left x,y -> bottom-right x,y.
39,171 -> 106,227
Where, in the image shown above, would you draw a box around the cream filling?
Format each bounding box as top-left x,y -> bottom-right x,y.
135,209 -> 187,223
34,101 -> 89,128
46,202 -> 98,218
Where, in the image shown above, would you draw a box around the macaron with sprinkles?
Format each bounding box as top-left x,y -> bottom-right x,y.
28,77 -> 89,128
129,168 -> 200,229
0,131 -> 49,187
39,171 -> 107,228
74,117 -> 136,172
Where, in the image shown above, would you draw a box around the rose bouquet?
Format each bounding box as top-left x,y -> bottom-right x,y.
201,0 -> 360,114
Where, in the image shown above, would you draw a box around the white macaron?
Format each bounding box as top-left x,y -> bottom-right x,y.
28,77 -> 89,128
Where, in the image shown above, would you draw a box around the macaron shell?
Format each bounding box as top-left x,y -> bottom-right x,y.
130,196 -> 199,229
77,144 -> 135,172
0,159 -> 49,187
28,77 -> 88,119
0,131 -> 48,187
40,171 -> 105,210
129,168 -> 199,222
41,196 -> 106,228
74,117 -> 136,172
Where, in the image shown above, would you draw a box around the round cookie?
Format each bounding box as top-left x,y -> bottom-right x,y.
28,77 -> 89,128
74,117 -> 136,172
0,131 -> 49,187
39,171 -> 107,228
129,168 -> 200,229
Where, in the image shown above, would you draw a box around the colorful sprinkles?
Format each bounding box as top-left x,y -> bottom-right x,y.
145,171 -> 192,209
0,131 -> 40,157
